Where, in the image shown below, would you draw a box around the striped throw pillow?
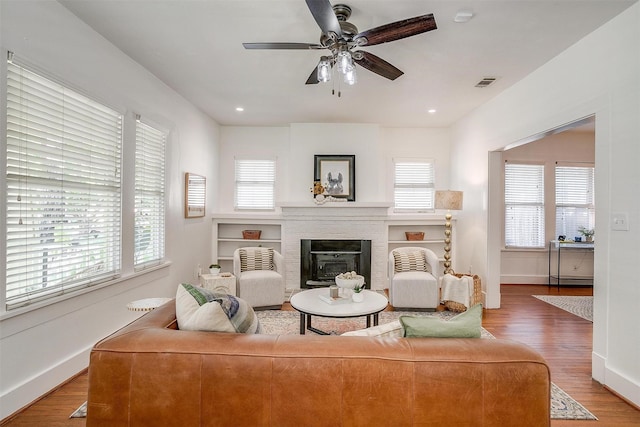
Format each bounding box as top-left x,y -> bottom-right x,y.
239,247 -> 274,272
392,249 -> 429,273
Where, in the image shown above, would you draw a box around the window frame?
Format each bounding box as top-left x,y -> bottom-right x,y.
134,116 -> 167,269
392,158 -> 436,213
555,162 -> 595,240
5,55 -> 123,309
234,158 -> 276,211
504,161 -> 545,248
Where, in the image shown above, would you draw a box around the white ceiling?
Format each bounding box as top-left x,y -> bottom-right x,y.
59,0 -> 636,128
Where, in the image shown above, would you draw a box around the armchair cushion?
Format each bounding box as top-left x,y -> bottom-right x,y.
392,248 -> 429,273
239,247 -> 274,271
400,304 -> 483,338
175,283 -> 261,334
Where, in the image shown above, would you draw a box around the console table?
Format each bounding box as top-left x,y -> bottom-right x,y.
548,240 -> 594,289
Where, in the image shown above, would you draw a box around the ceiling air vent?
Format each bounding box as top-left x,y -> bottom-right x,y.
475,77 -> 497,88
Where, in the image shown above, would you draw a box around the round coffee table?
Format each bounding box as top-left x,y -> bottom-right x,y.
290,288 -> 388,335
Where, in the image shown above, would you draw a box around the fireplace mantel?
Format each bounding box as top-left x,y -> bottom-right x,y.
280,202 -> 392,220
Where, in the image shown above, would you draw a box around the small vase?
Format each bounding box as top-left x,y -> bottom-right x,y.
586,236 -> 593,242
209,268 -> 220,276
352,292 -> 364,303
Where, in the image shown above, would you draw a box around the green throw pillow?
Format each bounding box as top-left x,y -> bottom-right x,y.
400,304 -> 483,338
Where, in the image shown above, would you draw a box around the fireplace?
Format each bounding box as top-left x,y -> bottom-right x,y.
300,239 -> 371,288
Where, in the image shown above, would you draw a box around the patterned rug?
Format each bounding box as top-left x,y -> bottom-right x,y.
533,295 -> 593,322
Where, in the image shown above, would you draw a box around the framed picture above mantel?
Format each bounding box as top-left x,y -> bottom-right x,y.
314,155 -> 355,201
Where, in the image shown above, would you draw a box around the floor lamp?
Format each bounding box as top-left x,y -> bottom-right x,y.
435,190 -> 463,275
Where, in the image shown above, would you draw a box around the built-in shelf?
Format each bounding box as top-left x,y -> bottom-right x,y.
212,215 -> 283,272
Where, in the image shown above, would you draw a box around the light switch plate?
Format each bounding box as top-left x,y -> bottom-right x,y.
612,212 -> 629,231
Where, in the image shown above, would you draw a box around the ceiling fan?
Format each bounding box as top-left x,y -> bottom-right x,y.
243,0 -> 437,94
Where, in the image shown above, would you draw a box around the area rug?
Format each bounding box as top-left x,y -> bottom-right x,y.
533,295 -> 593,322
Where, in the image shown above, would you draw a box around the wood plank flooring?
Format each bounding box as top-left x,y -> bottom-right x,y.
2,284 -> 639,426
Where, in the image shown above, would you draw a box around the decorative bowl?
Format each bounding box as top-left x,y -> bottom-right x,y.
242,230 -> 261,239
405,231 -> 425,241
335,275 -> 365,290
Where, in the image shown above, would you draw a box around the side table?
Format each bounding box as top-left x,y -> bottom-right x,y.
200,273 -> 236,296
127,297 -> 173,312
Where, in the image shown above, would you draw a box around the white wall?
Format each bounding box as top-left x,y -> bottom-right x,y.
451,4 -> 640,407
217,124 -> 451,211
0,1 -> 220,419
501,131 -> 595,284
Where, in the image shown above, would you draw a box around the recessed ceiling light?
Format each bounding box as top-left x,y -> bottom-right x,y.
454,9 -> 474,23
428,109 -> 437,114
235,107 -> 244,112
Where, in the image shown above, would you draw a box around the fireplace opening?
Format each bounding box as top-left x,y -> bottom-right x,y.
300,239 -> 371,288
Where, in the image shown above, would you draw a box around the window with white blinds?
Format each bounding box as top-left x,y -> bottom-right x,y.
234,159 -> 275,210
394,160 -> 435,211
134,119 -> 166,268
5,57 -> 122,309
504,163 -> 545,248
555,164 -> 595,239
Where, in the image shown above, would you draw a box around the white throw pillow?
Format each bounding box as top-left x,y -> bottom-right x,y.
341,320 -> 404,338
392,249 -> 429,273
239,247 -> 274,271
175,283 -> 260,333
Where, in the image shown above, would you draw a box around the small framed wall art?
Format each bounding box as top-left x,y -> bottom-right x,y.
184,172 -> 206,218
314,154 -> 355,201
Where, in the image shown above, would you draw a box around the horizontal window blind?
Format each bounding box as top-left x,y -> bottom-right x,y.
555,165 -> 595,238
394,161 -> 435,211
6,58 -> 122,309
504,163 -> 545,248
134,119 -> 166,268
235,159 -> 275,210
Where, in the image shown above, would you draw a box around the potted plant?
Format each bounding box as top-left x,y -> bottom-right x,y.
352,283 -> 365,303
209,264 -> 221,275
578,227 -> 595,242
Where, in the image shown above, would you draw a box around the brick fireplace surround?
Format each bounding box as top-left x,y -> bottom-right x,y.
281,203 -> 390,291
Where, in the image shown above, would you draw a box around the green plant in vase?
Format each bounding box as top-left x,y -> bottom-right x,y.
209,263 -> 221,275
578,227 -> 595,242
352,283 -> 365,302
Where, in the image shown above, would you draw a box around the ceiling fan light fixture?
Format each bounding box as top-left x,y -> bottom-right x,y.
344,66 -> 357,85
317,57 -> 332,83
336,50 -> 353,74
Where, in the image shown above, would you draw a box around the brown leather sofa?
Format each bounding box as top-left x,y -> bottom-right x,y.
87,301 -> 550,426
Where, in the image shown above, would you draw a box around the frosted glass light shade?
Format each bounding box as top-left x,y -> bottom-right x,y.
317,58 -> 331,83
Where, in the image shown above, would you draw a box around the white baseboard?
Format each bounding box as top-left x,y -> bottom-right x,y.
603,363 -> 640,408
0,346 -> 91,421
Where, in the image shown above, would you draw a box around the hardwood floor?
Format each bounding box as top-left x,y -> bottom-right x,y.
2,284 -> 639,426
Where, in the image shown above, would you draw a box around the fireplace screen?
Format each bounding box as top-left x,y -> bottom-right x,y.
300,239 -> 371,288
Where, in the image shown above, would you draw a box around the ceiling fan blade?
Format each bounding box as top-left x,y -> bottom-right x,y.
353,51 -> 404,81
305,66 -> 320,85
243,42 -> 324,50
305,0 -> 343,38
355,14 -> 437,47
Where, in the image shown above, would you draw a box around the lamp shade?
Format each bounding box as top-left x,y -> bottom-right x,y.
435,190 -> 463,210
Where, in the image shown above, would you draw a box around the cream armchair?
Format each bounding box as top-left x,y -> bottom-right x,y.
233,247 -> 285,309
388,247 -> 440,310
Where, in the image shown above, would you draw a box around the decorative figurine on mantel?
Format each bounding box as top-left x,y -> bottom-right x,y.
310,180 -> 345,204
